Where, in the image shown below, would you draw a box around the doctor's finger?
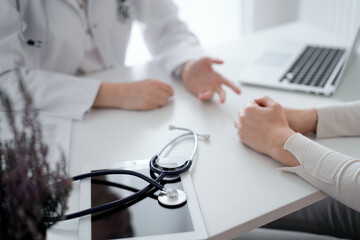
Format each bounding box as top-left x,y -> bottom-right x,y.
151,94 -> 171,105
150,87 -> 173,99
198,90 -> 214,100
215,88 -> 226,103
201,57 -> 224,66
145,103 -> 163,110
209,58 -> 224,65
154,81 -> 174,96
220,77 -> 241,94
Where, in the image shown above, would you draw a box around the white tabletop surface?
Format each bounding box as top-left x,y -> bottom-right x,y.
49,21 -> 360,240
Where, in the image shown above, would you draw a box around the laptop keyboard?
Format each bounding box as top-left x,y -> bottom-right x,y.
280,46 -> 345,88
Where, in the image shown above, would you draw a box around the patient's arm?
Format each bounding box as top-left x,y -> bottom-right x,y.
284,107 -> 318,135
315,101 -> 360,138
284,101 -> 360,139
280,133 -> 360,212
235,96 -> 360,212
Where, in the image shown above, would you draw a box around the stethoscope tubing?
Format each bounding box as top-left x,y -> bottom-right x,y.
149,154 -> 192,176
73,169 -> 164,190
157,131 -> 198,160
62,172 -> 166,220
91,178 -> 158,200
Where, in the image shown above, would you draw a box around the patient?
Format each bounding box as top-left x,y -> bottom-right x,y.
234,96 -> 360,239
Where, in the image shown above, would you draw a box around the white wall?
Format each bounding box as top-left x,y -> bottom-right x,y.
298,0 -> 360,39
242,0 -> 299,34
245,0 -> 360,39
125,0 -> 242,66
125,0 -> 360,66
173,0 -> 242,48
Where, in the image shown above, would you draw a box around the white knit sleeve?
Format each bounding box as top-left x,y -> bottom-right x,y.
316,101 -> 360,139
279,133 -> 360,212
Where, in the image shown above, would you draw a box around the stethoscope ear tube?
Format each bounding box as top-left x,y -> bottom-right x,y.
48,171 -> 168,222
73,169 -> 164,190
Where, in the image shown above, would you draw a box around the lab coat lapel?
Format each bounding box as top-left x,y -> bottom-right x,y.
62,0 -> 87,27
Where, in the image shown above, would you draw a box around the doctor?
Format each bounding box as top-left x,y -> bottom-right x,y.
0,0 -> 241,120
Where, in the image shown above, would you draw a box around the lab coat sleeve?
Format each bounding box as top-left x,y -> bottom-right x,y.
316,100 -> 360,139
0,70 -> 100,121
0,0 -> 100,120
132,0 -> 206,76
279,133 -> 360,212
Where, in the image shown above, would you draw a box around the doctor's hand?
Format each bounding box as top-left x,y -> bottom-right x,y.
181,57 -> 241,103
93,80 -> 174,110
234,96 -> 299,167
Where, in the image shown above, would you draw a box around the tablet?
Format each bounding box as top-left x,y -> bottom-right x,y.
78,159 -> 207,240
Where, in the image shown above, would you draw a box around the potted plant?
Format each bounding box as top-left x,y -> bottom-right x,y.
0,68 -> 72,239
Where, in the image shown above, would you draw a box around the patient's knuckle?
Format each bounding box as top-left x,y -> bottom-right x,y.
244,107 -> 253,115
272,103 -> 282,110
239,115 -> 247,123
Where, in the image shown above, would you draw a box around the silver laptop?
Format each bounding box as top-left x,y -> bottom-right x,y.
238,26 -> 360,96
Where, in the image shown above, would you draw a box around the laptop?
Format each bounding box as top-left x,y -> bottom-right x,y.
238,26 -> 360,96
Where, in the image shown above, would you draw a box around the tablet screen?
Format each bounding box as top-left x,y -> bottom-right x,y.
90,167 -> 194,239
78,159 -> 207,240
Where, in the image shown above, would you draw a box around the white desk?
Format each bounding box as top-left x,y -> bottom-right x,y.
49,22 -> 360,240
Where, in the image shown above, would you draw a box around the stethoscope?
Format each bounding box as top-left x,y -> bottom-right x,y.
59,126 -> 210,221
16,0 -> 50,48
16,0 -> 131,48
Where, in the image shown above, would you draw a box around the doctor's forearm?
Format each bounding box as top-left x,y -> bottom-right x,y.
93,82 -> 119,108
92,80 -> 174,111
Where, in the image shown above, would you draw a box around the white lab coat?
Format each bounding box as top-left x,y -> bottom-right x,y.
0,0 -> 204,120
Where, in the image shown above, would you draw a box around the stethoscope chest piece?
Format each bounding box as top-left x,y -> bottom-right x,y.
158,188 -> 187,208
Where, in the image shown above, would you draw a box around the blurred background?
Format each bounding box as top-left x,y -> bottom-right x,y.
125,0 -> 360,66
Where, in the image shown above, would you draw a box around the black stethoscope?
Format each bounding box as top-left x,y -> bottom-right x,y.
61,126 -> 210,221
16,0 -> 131,48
